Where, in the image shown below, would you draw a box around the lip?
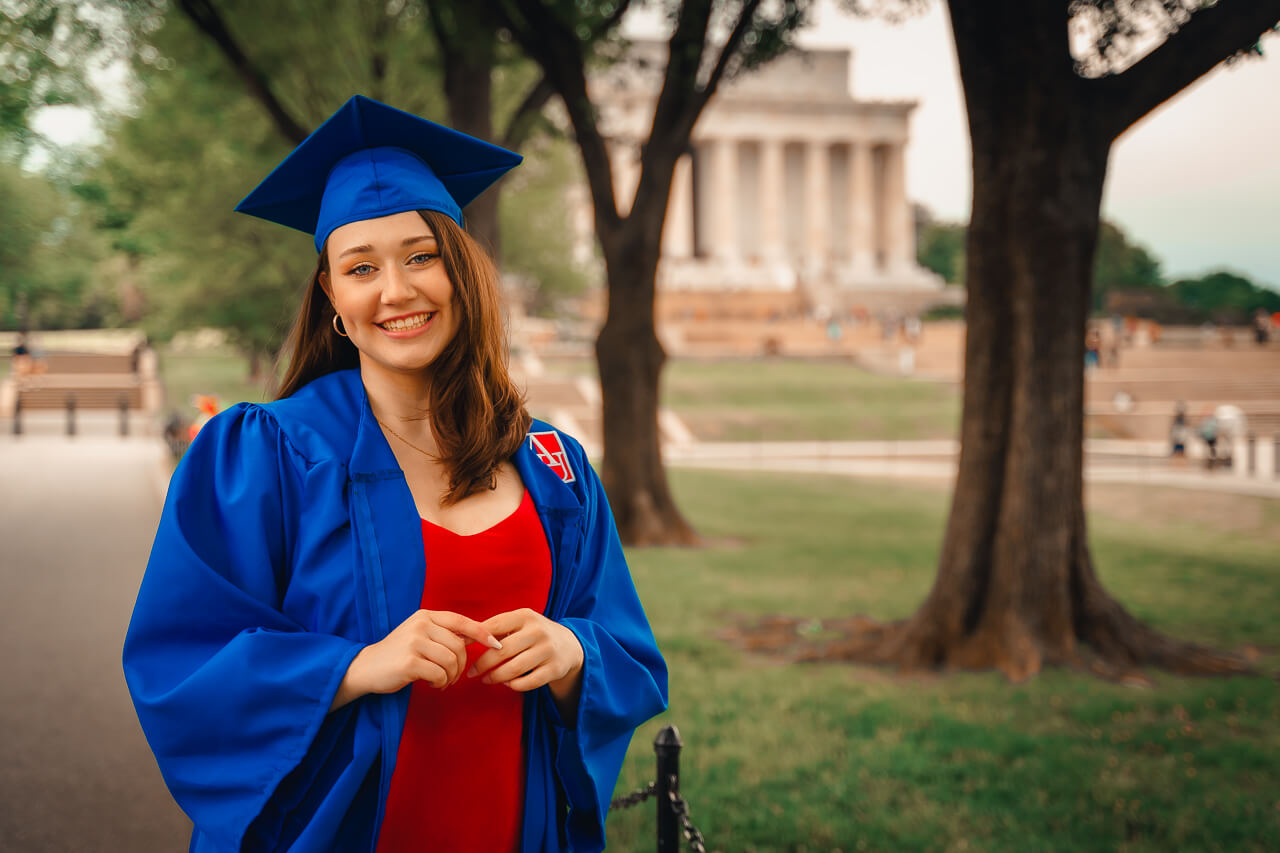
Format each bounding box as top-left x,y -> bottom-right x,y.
375,311 -> 436,339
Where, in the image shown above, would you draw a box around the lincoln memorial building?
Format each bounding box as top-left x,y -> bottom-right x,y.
588,41 -> 948,313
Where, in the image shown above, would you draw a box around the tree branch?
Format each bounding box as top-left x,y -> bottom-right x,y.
499,75 -> 556,150
647,0 -> 714,153
424,0 -> 459,65
494,0 -> 622,234
366,0 -> 391,100
176,0 -> 308,144
698,0 -> 765,110
1096,0 -> 1280,139
591,0 -> 634,41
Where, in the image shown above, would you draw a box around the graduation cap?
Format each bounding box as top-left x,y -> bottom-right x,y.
235,95 -> 522,253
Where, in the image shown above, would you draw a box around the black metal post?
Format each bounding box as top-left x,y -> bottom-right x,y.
1246,433 -> 1256,476
118,394 -> 129,436
12,394 -> 21,436
655,725 -> 682,852
66,394 -> 76,437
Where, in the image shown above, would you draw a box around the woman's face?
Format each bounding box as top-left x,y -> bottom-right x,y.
322,211 -> 459,382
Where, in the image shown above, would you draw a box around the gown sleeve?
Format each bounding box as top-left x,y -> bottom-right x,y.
548,448 -> 670,852
122,404 -> 366,852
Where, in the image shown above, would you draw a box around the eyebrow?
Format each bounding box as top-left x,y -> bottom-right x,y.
337,235 -> 437,259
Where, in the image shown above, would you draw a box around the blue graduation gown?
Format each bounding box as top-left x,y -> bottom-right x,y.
123,368 -> 668,852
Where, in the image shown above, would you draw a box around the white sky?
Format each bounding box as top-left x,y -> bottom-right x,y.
793,2 -> 1280,290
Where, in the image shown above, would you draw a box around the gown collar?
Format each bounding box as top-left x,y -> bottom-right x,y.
339,369 -> 582,514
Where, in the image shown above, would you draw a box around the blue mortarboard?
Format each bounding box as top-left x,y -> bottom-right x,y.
235,95 -> 522,252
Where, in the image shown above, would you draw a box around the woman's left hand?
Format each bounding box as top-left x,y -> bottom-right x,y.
469,608 -> 584,702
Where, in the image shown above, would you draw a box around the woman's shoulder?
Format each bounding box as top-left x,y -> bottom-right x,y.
209,369 -> 364,468
523,418 -> 592,471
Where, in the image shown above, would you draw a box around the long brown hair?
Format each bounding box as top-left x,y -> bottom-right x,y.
276,210 -> 531,503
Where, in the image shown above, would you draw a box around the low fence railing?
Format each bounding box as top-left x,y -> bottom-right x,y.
610,725 -> 707,852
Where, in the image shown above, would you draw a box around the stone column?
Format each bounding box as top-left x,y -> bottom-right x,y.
849,140 -> 875,275
663,152 -> 694,258
708,137 -> 737,263
804,141 -> 829,274
759,137 -> 785,264
884,142 -> 913,272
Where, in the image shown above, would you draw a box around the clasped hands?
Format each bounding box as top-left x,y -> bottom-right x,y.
331,608 -> 584,712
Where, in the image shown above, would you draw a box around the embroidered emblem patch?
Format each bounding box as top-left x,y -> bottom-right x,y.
529,431 -> 575,484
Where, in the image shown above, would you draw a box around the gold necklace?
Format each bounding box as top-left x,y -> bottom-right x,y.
377,419 -> 439,461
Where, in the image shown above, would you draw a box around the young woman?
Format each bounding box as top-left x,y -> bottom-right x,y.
123,95 -> 668,853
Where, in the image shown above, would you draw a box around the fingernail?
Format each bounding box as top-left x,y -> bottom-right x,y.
466,666 -> 477,678
488,638 -> 503,650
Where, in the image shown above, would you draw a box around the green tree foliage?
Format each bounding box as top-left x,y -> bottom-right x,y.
916,217 -> 1164,302
917,220 -> 966,284
1091,219 -> 1162,311
0,161 -> 111,329
0,1 -> 162,159
69,0 -> 582,377
79,10 -> 320,363
1166,270 -> 1280,322
499,135 -> 590,315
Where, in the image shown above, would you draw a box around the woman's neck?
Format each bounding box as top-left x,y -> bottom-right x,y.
359,359 -> 435,434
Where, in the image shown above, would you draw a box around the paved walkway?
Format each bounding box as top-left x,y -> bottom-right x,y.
0,434 -> 189,850
661,439 -> 1280,498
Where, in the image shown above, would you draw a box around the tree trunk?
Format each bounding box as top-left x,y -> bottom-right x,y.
435,11 -> 502,258
246,348 -> 263,383
732,0 -> 1271,679
870,2 -> 1250,680
595,228 -> 698,546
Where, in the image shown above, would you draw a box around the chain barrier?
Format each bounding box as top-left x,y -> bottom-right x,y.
610,726 -> 710,851
666,774 -> 707,853
609,781 -> 656,811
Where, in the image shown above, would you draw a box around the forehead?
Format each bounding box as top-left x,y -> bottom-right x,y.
326,210 -> 436,254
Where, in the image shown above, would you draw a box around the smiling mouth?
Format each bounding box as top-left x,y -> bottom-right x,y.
377,312 -> 435,332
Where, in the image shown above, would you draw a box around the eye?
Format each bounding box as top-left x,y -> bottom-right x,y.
409,251 -> 438,265
346,262 -> 375,277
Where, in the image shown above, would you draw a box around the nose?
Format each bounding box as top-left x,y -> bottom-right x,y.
380,265 -> 415,304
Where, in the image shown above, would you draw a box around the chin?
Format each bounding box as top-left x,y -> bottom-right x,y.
359,347 -> 444,378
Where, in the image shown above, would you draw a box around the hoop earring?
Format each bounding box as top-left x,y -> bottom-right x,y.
332,313 -> 349,337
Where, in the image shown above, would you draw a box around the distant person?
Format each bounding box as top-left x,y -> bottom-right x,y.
10,331 -> 41,378
904,314 -> 922,344
129,336 -> 151,374
1085,327 -> 1101,371
122,96 -> 666,853
1198,409 -> 1220,468
880,312 -> 896,342
1169,401 -> 1190,460
1106,314 -> 1123,367
1254,308 -> 1271,345
1124,314 -> 1138,344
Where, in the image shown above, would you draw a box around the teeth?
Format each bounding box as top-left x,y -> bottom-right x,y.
381,313 -> 433,331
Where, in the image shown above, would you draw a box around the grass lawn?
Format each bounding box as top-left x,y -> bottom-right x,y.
550,357 -> 963,442
156,348 -> 275,413
607,470 -> 1279,852
156,350 -> 1277,850
163,352 -> 961,441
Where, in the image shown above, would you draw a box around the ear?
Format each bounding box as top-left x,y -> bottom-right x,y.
317,269 -> 333,301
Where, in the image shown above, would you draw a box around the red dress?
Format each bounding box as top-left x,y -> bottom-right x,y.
375,489 -> 552,853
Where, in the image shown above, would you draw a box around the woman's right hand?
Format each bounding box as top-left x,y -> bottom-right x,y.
330,610 -> 502,711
